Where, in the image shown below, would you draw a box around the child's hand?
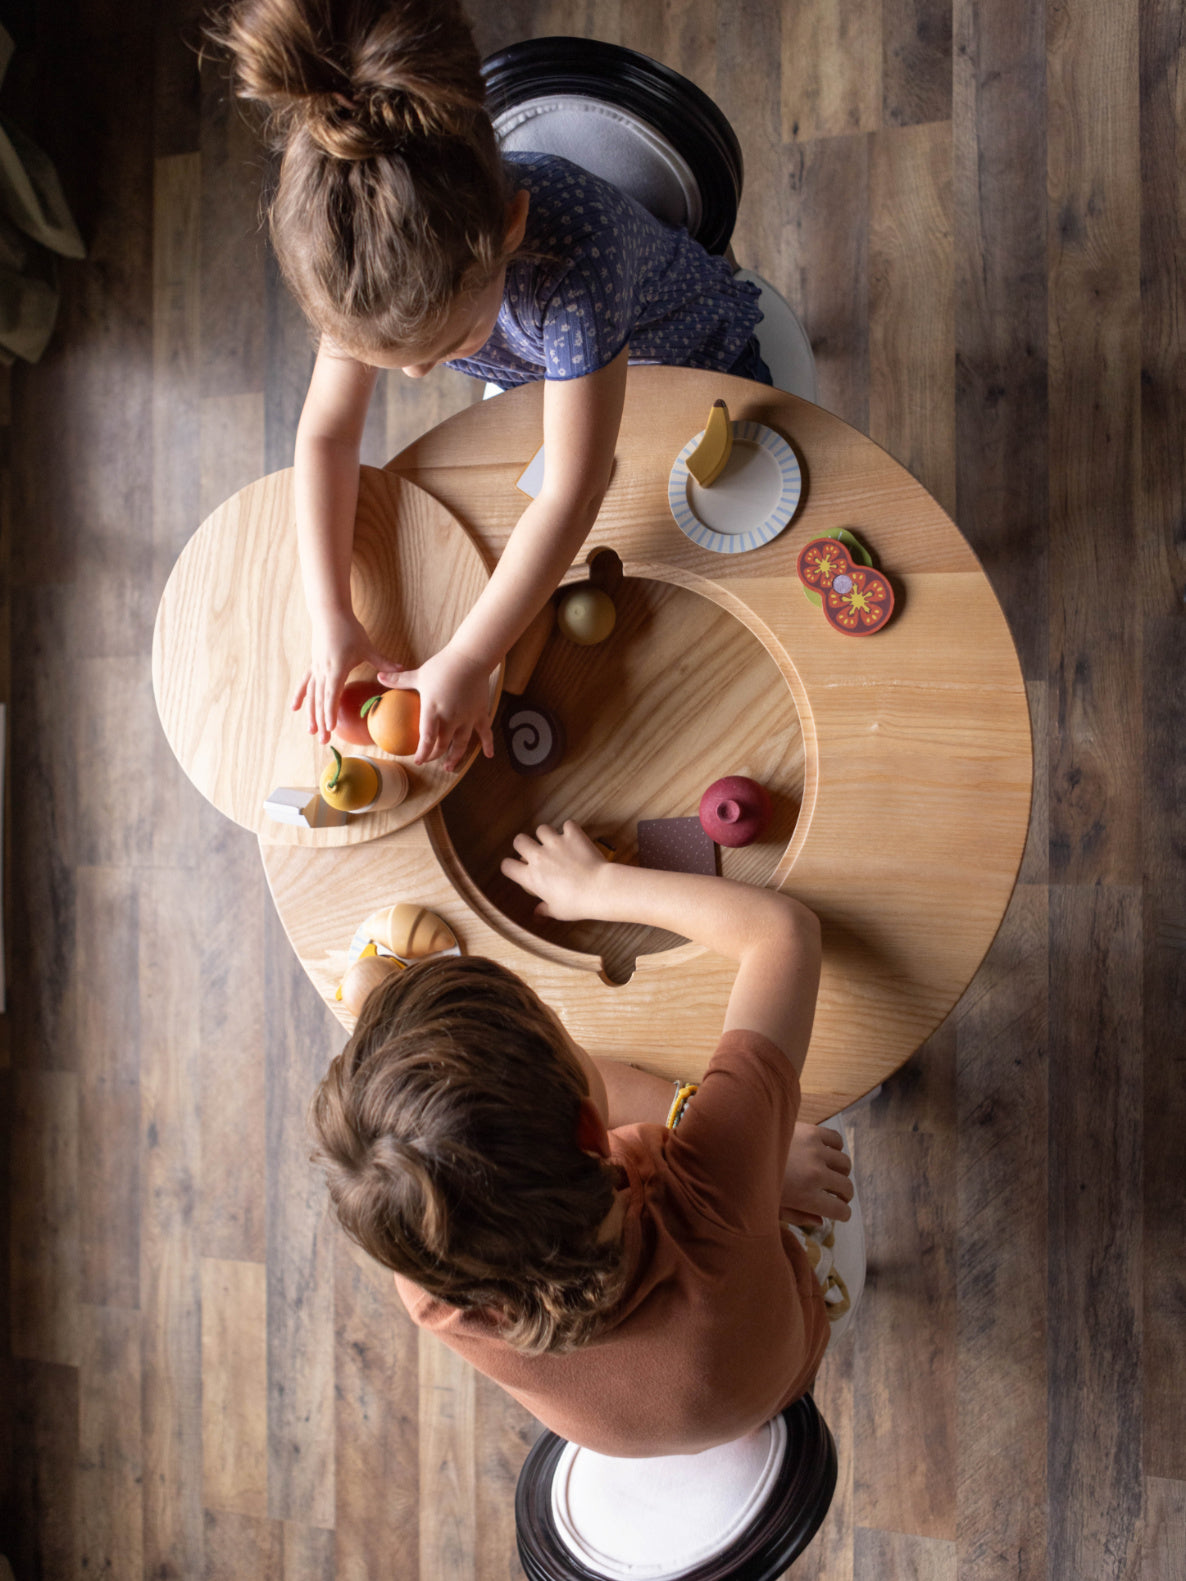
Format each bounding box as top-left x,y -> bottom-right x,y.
501,821 -> 610,921
780,1123 -> 854,1226
385,644 -> 494,772
294,609 -> 401,744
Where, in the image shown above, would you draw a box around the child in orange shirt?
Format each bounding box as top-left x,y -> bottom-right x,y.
311,823 -> 854,1456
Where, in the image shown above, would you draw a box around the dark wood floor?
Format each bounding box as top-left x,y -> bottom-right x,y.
2,0 -> 1184,1576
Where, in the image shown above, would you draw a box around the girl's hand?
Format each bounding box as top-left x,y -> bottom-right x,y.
293,608 -> 401,743
780,1123 -> 854,1226
501,821 -> 610,921
386,644 -> 494,772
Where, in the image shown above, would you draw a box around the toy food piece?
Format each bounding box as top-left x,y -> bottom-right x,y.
369,760 -> 410,812
686,399 -> 733,487
319,747 -> 380,812
263,787 -> 349,828
558,585 -> 616,646
360,902 -> 457,959
502,601 -> 556,697
797,538 -> 895,635
364,688 -> 421,755
504,701 -> 565,775
801,530 -> 872,608
698,775 -> 773,848
637,817 -> 717,876
334,678 -> 384,747
340,953 -> 404,1017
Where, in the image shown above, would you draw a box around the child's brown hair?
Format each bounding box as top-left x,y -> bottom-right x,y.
213,0 -> 511,354
309,955 -> 629,1355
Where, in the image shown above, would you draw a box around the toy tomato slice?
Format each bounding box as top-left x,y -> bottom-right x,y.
797,538 -> 894,636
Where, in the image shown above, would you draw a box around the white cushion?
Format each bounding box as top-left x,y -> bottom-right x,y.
550,1414 -> 787,1580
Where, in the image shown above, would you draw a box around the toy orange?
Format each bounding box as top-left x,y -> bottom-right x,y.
363,688 -> 421,755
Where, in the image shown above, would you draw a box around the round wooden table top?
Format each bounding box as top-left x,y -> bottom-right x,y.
151,468 -> 500,847
156,366 -> 1032,1121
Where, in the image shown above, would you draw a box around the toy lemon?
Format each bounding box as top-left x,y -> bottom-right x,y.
319,746 -> 379,812
686,399 -> 733,487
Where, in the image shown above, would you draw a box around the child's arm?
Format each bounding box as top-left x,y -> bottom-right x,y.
291,342 -> 397,742
390,345 -> 630,771
501,820 -> 821,1072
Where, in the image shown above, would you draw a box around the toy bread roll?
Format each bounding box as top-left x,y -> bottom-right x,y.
360,903 -> 457,959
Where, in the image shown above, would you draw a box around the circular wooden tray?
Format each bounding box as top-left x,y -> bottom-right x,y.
152,467 -> 497,846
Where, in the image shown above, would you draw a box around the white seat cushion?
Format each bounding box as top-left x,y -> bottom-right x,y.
550,1414 -> 788,1580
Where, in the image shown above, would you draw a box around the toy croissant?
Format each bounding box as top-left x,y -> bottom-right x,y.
336,902 -> 459,1016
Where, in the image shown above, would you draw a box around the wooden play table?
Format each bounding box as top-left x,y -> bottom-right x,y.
153,367 -> 1031,1121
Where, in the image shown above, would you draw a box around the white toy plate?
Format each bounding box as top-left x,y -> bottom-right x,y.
668,419 -> 802,554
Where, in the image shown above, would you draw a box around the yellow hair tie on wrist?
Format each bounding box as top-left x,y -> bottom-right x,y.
665,1081 -> 699,1130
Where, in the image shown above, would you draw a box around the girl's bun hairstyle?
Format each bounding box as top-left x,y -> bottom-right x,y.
213,0 -> 511,351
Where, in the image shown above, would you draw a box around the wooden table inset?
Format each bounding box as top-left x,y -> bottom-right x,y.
153,367 -> 1032,1122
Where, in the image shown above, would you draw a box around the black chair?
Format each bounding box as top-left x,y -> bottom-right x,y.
481,37 -> 818,401
514,1394 -> 838,1581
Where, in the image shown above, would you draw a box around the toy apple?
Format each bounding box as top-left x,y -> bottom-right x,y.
698,775 -> 772,848
334,679 -> 384,747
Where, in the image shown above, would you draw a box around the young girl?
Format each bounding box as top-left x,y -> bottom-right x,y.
219,0 -> 770,769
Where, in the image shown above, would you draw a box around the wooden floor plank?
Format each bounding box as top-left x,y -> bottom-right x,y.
199,806 -> 270,1265
776,132 -> 870,430
75,866 -> 141,1310
282,1520 -> 338,1581
202,1257 -> 270,1517
78,1302 -> 143,1578
333,1236 -> 420,1581
853,1071 -> 957,1540
265,906 -> 337,1528
1139,0 -> 1186,612
10,1070 -> 80,1367
9,1360 -> 79,1581
198,52 -> 267,399
152,149 -> 204,869
1046,0 -> 1142,887
882,0 -> 952,129
140,866 -> 205,1580
1143,1477 -> 1186,1581
781,0 -> 882,142
203,1508 -> 284,1581
419,1333 -> 476,1581
954,884 -> 1048,1580
1142,616 -> 1186,1479
869,120 -> 956,516
1048,884 -> 1143,1580
952,0 -> 1048,679
854,1527 -> 957,1580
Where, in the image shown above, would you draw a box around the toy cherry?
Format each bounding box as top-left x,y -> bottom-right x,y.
698,776 -> 773,848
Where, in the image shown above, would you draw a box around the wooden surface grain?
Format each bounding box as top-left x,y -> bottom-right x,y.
244,371 -> 1030,1118
3,0 -> 1183,1575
